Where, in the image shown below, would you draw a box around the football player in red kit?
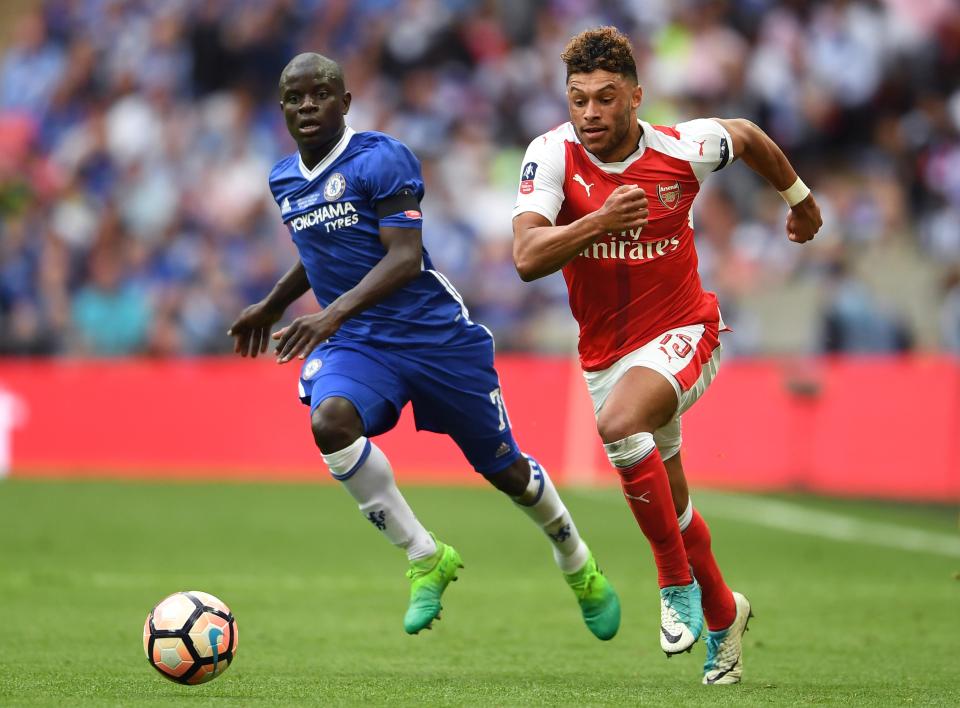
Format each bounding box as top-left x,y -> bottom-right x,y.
512,27 -> 822,685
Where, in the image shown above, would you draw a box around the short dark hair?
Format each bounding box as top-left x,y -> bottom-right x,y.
280,52 -> 345,93
561,26 -> 638,83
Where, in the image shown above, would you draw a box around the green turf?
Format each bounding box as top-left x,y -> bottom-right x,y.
1,479 -> 958,706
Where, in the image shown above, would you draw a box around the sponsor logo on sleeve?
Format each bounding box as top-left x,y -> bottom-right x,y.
519,161 -> 538,194
403,210 -> 422,219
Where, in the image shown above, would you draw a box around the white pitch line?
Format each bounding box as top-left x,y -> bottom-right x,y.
573,489 -> 960,558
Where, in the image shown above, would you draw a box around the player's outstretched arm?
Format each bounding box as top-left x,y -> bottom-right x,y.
228,260 -> 310,358
714,118 -> 823,244
513,185 -> 649,281
272,226 -> 422,363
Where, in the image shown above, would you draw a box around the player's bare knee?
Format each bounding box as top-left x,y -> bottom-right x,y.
311,397 -> 363,454
484,457 -> 530,497
597,400 -> 677,443
597,409 -> 654,444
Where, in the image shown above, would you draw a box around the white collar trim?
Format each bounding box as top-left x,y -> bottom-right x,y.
298,126 -> 355,180
584,120 -> 647,174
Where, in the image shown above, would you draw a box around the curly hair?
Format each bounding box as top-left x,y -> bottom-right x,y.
561,26 -> 638,82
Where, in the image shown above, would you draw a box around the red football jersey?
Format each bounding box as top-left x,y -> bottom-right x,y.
513,119 -> 733,371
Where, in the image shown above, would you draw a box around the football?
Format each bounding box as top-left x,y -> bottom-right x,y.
142,591 -> 238,685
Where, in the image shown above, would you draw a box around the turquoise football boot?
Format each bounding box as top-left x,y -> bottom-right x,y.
659,578 -> 705,655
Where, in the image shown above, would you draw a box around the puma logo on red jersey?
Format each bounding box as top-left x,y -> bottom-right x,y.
572,173 -> 594,197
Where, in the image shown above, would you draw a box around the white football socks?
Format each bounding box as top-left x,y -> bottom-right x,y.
511,455 -> 589,574
677,498 -> 694,533
322,436 -> 437,561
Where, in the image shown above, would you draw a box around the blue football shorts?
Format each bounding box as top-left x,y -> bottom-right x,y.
298,325 -> 521,475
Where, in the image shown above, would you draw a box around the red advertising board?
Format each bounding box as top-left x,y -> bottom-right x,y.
0,356 -> 957,501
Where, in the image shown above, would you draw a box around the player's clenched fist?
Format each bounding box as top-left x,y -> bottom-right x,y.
593,184 -> 649,233
786,193 -> 822,244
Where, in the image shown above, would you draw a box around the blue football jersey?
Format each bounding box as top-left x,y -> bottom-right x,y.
269,128 -> 473,348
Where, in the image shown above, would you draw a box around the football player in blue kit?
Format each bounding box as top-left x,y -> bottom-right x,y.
228,53 -> 620,638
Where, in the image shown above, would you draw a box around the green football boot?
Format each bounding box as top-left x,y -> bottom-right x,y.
403,537 -> 464,635
564,551 -> 621,640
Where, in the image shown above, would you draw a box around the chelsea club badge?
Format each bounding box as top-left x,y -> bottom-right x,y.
303,358 -> 322,379
323,173 -> 346,201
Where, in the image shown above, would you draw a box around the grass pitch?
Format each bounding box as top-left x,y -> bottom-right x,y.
1,479 -> 958,706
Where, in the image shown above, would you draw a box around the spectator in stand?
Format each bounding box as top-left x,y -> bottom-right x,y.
71,248 -> 151,356
820,258 -> 914,354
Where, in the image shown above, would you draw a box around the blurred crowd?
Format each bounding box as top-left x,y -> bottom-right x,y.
1,0 -> 960,357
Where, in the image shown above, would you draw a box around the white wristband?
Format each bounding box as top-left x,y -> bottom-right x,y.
779,177 -> 810,207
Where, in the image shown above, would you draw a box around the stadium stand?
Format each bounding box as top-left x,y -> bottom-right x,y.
1,0 -> 959,357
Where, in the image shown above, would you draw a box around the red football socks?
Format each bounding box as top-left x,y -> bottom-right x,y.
682,509 -> 736,630
616,448 -> 691,588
